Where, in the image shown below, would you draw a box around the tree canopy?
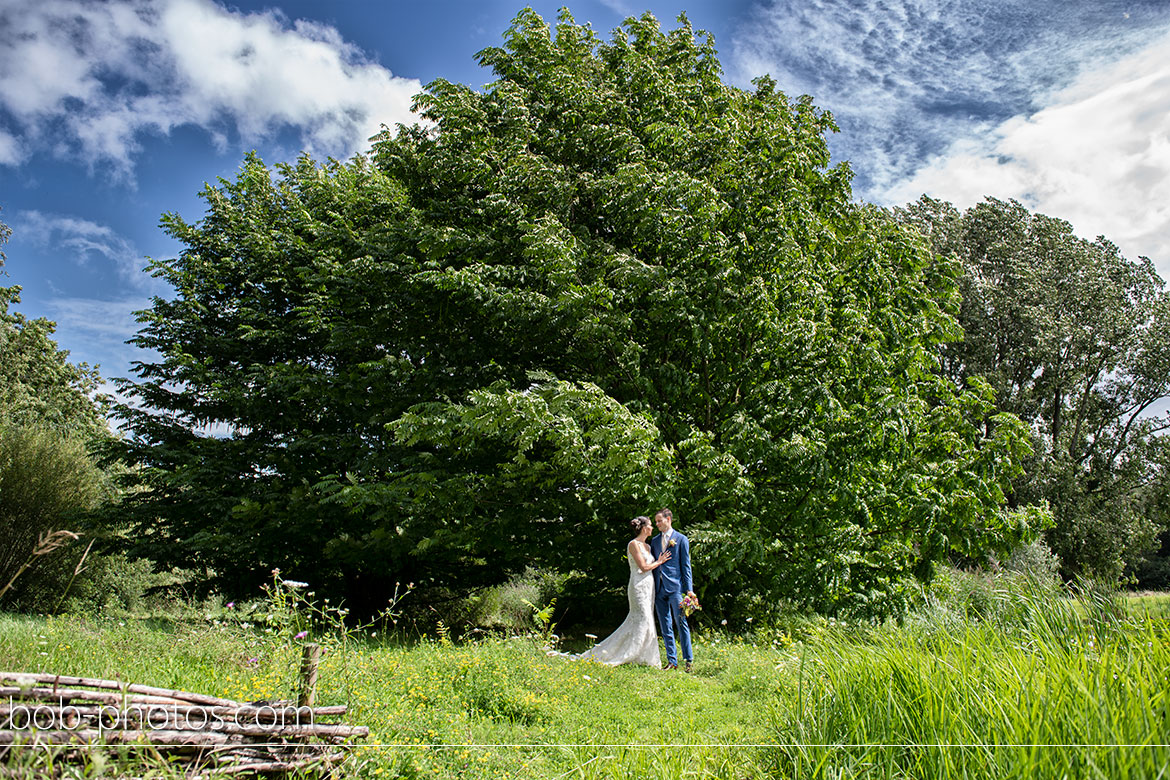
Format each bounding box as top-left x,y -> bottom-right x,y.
113,10 -> 1036,617
1,288 -> 108,439
900,196 -> 1170,580
1,215 -> 108,439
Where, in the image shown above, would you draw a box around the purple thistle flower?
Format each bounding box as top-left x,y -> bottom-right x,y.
294,630 -> 308,640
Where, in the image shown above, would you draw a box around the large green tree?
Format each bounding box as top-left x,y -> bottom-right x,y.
114,11 -> 1035,617
900,197 -> 1170,580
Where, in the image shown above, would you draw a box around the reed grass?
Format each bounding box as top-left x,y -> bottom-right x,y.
765,581 -> 1170,779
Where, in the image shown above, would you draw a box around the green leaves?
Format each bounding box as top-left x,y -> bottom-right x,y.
0,287 -> 108,439
392,377 -> 673,506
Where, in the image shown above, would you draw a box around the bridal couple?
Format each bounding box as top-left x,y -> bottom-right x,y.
568,508 -> 695,672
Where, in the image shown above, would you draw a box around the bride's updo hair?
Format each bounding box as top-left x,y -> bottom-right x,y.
630,515 -> 651,533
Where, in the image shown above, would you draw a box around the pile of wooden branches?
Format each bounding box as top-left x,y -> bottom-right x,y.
0,672 -> 368,776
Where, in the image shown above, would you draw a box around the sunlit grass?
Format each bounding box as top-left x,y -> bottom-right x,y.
1126,592 -> 1170,621
2,588 -> 1169,779
765,617 -> 1170,778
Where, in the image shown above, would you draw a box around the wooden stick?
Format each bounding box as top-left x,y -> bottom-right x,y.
0,671 -> 367,776
0,686 -> 188,707
1,727 -> 361,747
0,699 -> 348,720
201,754 -> 346,775
0,715 -> 365,743
0,673 -> 240,708
0,729 -> 242,747
297,644 -> 321,708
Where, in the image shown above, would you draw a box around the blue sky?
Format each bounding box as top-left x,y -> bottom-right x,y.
3,0 -> 1170,399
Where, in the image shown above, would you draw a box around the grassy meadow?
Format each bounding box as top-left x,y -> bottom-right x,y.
1,584 -> 1168,779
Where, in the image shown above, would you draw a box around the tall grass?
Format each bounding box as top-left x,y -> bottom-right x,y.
765,579 -> 1170,779
1127,592 -> 1170,622
2,576 -> 1168,779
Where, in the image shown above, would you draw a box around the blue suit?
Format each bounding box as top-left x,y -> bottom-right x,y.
650,530 -> 693,666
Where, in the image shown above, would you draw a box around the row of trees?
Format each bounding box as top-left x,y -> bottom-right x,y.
901,198 -> 1170,582
5,10 -> 1168,619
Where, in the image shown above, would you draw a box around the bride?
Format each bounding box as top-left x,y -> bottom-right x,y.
570,516 -> 671,666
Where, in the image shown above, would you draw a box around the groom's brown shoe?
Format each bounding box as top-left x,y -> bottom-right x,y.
662,663 -> 677,671
684,660 -> 693,674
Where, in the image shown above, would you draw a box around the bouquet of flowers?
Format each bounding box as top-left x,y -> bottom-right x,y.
681,591 -> 702,617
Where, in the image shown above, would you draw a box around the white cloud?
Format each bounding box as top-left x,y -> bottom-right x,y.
882,31 -> 1170,278
48,297 -> 143,351
13,210 -> 165,294
598,0 -> 636,16
40,296 -> 149,393
0,129 -> 22,165
0,0 -> 422,178
730,0 -> 1170,196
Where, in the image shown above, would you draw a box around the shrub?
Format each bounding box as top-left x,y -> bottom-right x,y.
0,423 -> 110,611
920,565 -> 1068,634
466,567 -> 580,635
1002,539 -> 1062,581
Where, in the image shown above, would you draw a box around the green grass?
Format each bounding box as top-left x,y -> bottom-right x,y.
767,619 -> 1170,778
2,592 -> 1169,779
1126,592 -> 1170,621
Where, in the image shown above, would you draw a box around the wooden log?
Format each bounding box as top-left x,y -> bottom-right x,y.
0,729 -> 243,747
0,673 -> 239,708
0,692 -> 346,725
2,700 -> 348,734
0,701 -> 369,739
2,720 -> 366,744
297,644 -> 321,708
243,703 -> 348,718
200,753 -> 346,775
0,727 -> 354,748
0,685 -> 186,707
1,670 -> 367,777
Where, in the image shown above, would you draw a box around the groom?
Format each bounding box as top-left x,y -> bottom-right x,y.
649,508 -> 694,672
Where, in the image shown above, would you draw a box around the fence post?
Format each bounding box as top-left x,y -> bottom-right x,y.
298,643 -> 321,708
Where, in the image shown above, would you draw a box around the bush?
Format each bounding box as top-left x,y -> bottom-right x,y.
0,423 -> 110,611
465,567 -> 581,635
1002,539 -> 1062,581
924,567 -> 996,620
920,565 -> 1067,633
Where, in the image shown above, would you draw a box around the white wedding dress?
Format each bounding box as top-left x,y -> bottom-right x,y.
572,543 -> 660,666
